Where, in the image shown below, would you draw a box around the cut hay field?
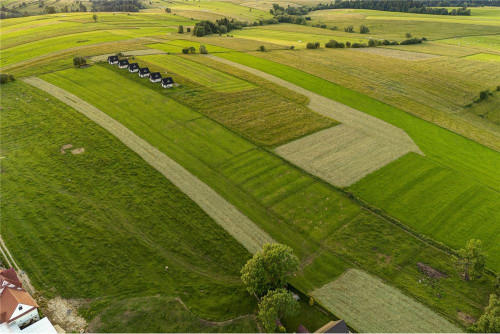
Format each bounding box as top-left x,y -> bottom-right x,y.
312,269 -> 462,333
147,40 -> 232,54
141,54 -> 254,92
36,64 -> 494,328
215,52 -> 500,270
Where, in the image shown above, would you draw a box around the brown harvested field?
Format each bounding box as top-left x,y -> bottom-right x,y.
353,47 -> 439,60
22,76 -> 275,254
275,125 -> 412,187
208,55 -> 422,187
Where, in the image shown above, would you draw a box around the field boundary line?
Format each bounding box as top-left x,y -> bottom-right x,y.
22,76 -> 275,255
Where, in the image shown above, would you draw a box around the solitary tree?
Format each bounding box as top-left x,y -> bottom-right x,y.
453,239 -> 486,281
181,47 -> 189,54
473,294 -> 500,333
405,32 -> 412,38
258,289 -> 299,333
359,24 -> 369,34
344,25 -> 354,33
165,7 -> 171,13
259,45 -> 266,52
178,25 -> 184,33
241,243 -> 299,297
199,44 -> 208,54
92,13 -> 98,22
189,46 -> 196,53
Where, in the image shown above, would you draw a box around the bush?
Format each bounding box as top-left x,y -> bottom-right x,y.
0,74 -> 15,84
189,46 -> 196,53
199,44 -> 207,54
405,32 -> 412,38
73,56 -> 86,67
186,27 -> 191,33
325,39 -> 344,48
344,25 -> 354,33
306,42 -> 320,49
479,90 -> 491,100
218,25 -> 227,34
368,38 -> 376,47
351,42 -> 365,48
359,24 -> 369,34
422,37 -> 427,41
178,25 -> 184,33
290,45 -> 294,50
330,26 -> 338,31
309,297 -> 315,306
194,26 -> 205,37
320,23 -> 326,28
345,41 -> 351,48
382,39 -> 391,45
497,86 -> 500,92
390,40 -> 399,45
181,47 -> 189,54
259,45 -> 266,52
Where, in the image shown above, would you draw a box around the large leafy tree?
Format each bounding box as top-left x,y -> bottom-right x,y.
241,243 -> 299,297
454,239 -> 486,281
258,289 -> 299,333
473,294 -> 500,333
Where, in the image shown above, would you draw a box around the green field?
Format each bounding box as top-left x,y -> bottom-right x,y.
464,53 -> 500,62
141,54 -> 254,92
312,269 -> 462,333
1,7 -> 499,333
1,80 -> 256,324
36,64 -> 493,328
214,52 -> 500,270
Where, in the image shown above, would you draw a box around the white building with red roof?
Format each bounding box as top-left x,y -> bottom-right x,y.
0,268 -> 57,333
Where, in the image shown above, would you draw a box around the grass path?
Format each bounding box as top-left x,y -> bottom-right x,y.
207,55 -> 422,187
22,76 -> 274,254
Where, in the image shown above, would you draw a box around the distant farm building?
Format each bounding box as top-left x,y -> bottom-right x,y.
107,55 -> 119,65
315,320 -> 350,334
161,77 -> 174,88
150,72 -> 162,83
0,268 -> 57,333
118,59 -> 129,68
128,63 -> 139,73
139,67 -> 151,78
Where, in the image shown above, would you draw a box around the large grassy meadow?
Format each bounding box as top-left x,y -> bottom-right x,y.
36,63 -> 494,329
1,7 -> 499,332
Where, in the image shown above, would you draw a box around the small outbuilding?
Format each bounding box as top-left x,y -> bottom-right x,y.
118,59 -> 129,68
149,72 -> 162,83
107,55 -> 119,65
128,63 -> 139,73
161,77 -> 174,88
138,67 -> 151,78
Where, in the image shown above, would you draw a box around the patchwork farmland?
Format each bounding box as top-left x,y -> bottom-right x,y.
0,2 -> 499,333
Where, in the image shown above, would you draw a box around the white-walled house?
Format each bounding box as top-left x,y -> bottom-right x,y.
0,268 -> 39,328
149,72 -> 162,83
139,67 -> 150,78
161,77 -> 174,88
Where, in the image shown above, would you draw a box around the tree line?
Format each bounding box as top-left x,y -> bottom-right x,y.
90,0 -> 143,12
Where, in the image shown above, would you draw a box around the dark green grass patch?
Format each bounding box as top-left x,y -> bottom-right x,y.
0,81 -> 255,326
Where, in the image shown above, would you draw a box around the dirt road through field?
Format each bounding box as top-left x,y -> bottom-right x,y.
208,55 -> 423,187
23,77 -> 274,254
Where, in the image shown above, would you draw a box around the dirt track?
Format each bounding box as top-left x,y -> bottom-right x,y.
22,77 -> 274,254
208,55 -> 423,187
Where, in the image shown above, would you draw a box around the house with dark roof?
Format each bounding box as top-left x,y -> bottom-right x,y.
0,268 -> 39,328
128,63 -> 139,73
315,320 -> 349,334
138,67 -> 150,78
149,72 -> 162,83
161,77 -> 174,88
118,59 -> 129,69
107,55 -> 119,65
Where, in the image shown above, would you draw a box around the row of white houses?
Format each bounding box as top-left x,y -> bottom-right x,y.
107,55 -> 174,88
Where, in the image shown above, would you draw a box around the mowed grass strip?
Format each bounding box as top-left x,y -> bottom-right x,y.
464,52 -> 500,62
312,269 -> 463,333
141,54 -> 254,92
1,80 -> 256,323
